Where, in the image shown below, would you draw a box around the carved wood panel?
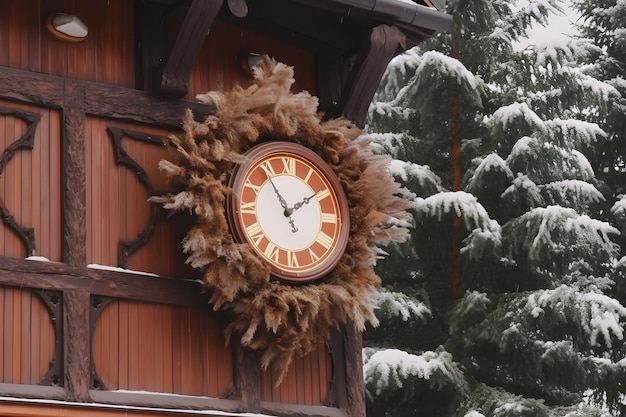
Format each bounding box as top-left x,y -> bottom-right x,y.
85,117 -> 193,278
0,101 -> 62,261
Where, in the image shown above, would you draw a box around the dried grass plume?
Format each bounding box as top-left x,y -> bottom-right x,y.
153,57 -> 411,383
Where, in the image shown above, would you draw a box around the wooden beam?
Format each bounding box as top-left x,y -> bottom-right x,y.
0,257 -> 207,307
234,343 -> 261,412
335,25 -> 407,128
62,80 -> 87,266
155,0 -> 224,97
0,67 -> 215,129
344,322 -> 366,417
63,289 -> 90,402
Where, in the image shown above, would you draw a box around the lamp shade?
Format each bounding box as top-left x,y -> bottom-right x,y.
46,13 -> 88,42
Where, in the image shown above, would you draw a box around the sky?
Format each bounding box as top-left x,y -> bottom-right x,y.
516,0 -> 581,49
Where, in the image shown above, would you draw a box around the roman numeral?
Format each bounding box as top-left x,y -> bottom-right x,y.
240,200 -> 256,214
304,168 -> 314,183
321,212 -> 337,224
246,222 -> 264,245
281,157 -> 297,175
244,179 -> 262,195
259,161 -> 276,177
316,231 -> 334,249
287,250 -> 299,268
308,248 -> 320,262
264,241 -> 280,263
317,189 -> 331,201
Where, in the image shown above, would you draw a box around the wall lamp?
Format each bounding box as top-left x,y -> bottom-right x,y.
237,51 -> 269,78
46,13 -> 89,42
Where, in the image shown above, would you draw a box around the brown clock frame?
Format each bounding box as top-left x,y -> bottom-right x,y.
226,141 -> 350,284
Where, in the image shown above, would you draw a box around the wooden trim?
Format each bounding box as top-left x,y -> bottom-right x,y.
89,391 -> 242,413
0,257 -> 207,307
335,25 -> 407,128
344,323 -> 365,417
0,397 -> 239,417
235,342 -> 261,412
0,107 -> 40,257
157,0 -> 224,97
0,67 -> 215,129
260,401 -> 349,417
0,384 -> 66,400
64,289 -> 91,401
328,327 -> 348,409
63,80 -> 87,266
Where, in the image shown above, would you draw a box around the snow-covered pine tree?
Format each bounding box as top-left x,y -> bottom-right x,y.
363,0 -> 626,415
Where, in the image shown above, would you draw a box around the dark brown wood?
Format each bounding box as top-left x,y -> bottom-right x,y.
0,67 -> 215,130
106,127 -> 164,268
335,25 -> 407,127
0,107 -> 41,256
63,289 -> 90,402
235,342 -> 261,412
344,323 -> 365,417
0,257 -> 207,307
0,68 -> 65,107
62,80 -> 87,266
156,0 -> 224,97
33,290 -> 64,387
328,327 -> 348,409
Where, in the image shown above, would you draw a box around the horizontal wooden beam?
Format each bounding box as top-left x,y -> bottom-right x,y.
0,257 -> 207,307
0,66 -> 215,129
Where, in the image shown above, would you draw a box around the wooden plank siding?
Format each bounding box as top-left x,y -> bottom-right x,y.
84,117 -> 193,278
0,100 -> 62,261
91,300 -> 233,397
0,286 -> 56,385
0,0 -> 135,88
191,19 -> 317,99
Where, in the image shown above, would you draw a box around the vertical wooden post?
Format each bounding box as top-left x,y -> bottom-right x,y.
235,341 -> 261,412
62,80 -> 90,401
63,289 -> 91,401
344,323 -> 366,417
62,80 -> 87,266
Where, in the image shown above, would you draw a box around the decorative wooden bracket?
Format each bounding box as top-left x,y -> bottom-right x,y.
89,295 -> 116,391
107,127 -> 164,268
33,289 -> 64,387
140,0 -> 224,97
0,107 -> 40,257
335,24 -> 407,128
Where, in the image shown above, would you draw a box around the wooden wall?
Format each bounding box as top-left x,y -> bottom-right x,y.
0,0 -> 337,413
0,287 -> 56,385
0,0 -> 316,97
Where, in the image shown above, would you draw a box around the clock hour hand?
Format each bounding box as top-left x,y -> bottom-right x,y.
268,177 -> 294,217
292,192 -> 318,211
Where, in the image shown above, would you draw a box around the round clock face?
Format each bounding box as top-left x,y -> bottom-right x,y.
227,142 -> 350,283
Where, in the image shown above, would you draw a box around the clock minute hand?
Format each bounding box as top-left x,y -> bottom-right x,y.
268,177 -> 293,217
293,192 -> 318,211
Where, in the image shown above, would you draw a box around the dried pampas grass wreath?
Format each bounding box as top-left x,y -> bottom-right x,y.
153,57 -> 410,383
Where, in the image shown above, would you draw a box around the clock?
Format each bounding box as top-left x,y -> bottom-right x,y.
226,141 -> 350,283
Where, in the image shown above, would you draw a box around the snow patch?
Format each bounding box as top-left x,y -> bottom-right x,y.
87,264 -> 160,277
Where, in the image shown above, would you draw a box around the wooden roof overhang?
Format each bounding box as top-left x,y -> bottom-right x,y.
141,0 -> 452,126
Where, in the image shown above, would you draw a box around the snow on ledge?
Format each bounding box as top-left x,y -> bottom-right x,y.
0,395 -> 277,417
87,264 -> 160,277
26,256 -> 51,262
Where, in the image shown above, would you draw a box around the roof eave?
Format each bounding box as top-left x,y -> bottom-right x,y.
290,0 -> 452,34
